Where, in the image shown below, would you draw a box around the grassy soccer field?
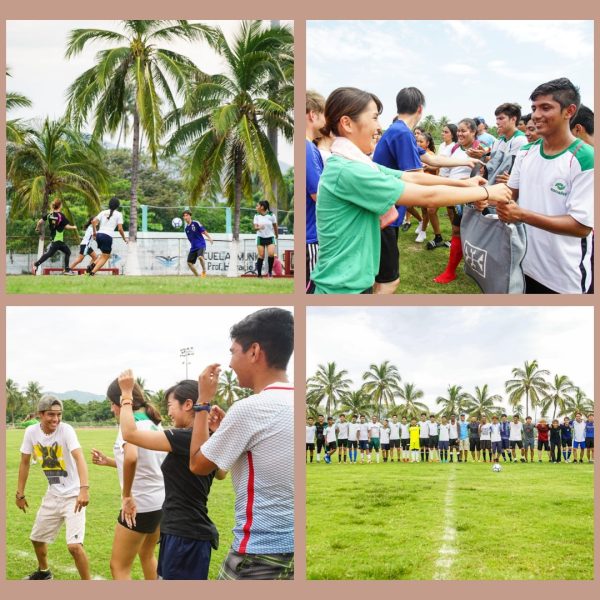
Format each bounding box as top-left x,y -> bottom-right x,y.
5,428 -> 234,580
306,459 -> 593,580
6,275 -> 293,295
398,216 -> 481,294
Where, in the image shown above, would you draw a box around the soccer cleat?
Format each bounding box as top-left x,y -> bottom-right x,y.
415,231 -> 427,243
62,270 -> 76,276
24,569 -> 53,580
401,222 -> 411,232
426,238 -> 450,250
201,272 -> 207,278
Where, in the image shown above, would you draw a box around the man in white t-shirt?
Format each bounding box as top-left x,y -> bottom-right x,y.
16,395 -> 90,580
336,414 -> 350,463
418,413 -> 430,463
347,415 -> 360,464
572,412 -> 587,463
324,417 -> 338,464
389,415 -> 401,462
380,419 -> 391,463
509,415 -> 525,463
306,417 -> 316,463
358,416 -> 370,464
427,415 -> 440,462
496,78 -> 594,294
400,416 -> 411,463
189,308 -> 294,580
368,416 -> 382,464
448,415 -> 459,463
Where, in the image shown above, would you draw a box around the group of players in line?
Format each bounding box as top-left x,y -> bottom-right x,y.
306,412 -> 595,465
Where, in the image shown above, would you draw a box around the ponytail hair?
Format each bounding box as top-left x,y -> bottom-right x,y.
258,200 -> 271,214
51,198 -> 62,211
163,379 -> 198,407
107,377 -> 162,425
108,197 -> 120,221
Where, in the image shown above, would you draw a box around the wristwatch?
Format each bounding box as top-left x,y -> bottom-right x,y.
193,403 -> 211,413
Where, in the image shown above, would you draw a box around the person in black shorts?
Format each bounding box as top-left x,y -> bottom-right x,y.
468,416 -> 481,461
32,198 -> 78,275
315,414 -> 326,462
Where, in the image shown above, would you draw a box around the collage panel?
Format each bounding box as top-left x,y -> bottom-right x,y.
306,306 -> 594,580
5,19 -> 294,295
5,305 -> 294,580
305,20 -> 594,295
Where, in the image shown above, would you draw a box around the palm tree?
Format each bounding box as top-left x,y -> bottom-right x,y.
337,389 -> 374,418
541,375 -> 577,419
505,360 -> 550,418
6,69 -> 33,144
436,384 -> 470,417
7,118 -> 109,257
306,362 -> 352,416
395,382 -> 428,420
465,384 -> 503,419
164,20 -> 293,275
217,369 -> 246,407
361,360 -> 401,419
24,381 -> 43,414
65,20 -> 216,244
6,379 -> 24,426
567,387 -> 593,416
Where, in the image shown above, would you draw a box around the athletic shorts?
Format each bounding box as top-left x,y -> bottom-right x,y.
491,441 -> 503,454
585,437 -> 594,449
118,508 -> 162,534
429,436 -> 439,448
449,438 -> 458,448
401,439 -> 410,450
459,439 -> 469,451
419,438 -> 429,449
523,438 -> 535,450
469,439 -> 481,452
375,226 -> 400,284
537,440 -> 550,451
390,439 -> 400,448
337,439 -> 348,448
510,440 -> 524,449
573,440 -> 586,449
480,440 -> 491,451
409,441 -> 420,451
30,492 -> 86,545
257,236 -> 275,247
369,438 -> 381,451
349,440 -> 358,449
188,247 -> 205,263
561,439 -> 572,448
79,244 -> 94,257
306,443 -> 315,451
95,232 -> 113,254
501,438 -> 510,450
158,533 -> 213,580
306,243 -> 319,286
359,440 -> 369,451
327,441 -> 337,451
316,437 -> 325,453
381,443 -> 390,451
438,441 -> 449,450
218,547 -> 294,580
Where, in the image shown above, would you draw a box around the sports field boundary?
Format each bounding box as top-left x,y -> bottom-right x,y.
433,468 -> 457,580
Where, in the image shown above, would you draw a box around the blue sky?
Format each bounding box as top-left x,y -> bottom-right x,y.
307,307 -> 594,413
307,20 -> 594,129
6,20 -> 293,165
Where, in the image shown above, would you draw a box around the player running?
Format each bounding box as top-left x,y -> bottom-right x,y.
253,200 -> 278,278
89,197 -> 128,276
69,218 -> 98,273
183,210 -> 213,278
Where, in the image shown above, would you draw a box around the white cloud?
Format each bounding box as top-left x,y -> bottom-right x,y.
442,63 -> 477,75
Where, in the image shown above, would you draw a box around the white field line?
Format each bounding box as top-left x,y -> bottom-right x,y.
433,468 -> 457,580
9,548 -> 106,579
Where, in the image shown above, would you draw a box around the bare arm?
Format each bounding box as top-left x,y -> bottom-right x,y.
16,453 -> 31,512
117,223 -> 127,243
120,404 -> 171,452
71,448 -> 89,513
310,193 -> 317,201
401,172 -> 486,188
91,448 -> 117,468
397,182 -> 511,209
91,218 -> 99,238
202,230 -> 214,244
122,442 -> 137,498
422,153 -> 480,169
215,469 -> 228,480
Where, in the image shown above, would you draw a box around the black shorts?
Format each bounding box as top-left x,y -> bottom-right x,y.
469,438 -> 481,452
390,439 -> 400,448
327,441 -> 337,451
96,232 -> 113,254
117,508 -> 162,533
257,236 -> 275,246
188,247 -> 205,263
401,439 -> 410,450
480,440 -> 492,450
585,437 -> 594,449
538,440 -> 550,451
79,244 -> 94,257
449,438 -> 458,448
429,436 -> 439,448
453,210 -> 463,228
419,438 -> 429,449
375,226 -> 400,283
306,443 -> 315,451
349,440 -> 358,449
337,439 -> 348,448
524,275 -> 559,294
510,440 -> 524,449
316,437 -> 325,453
381,443 -> 390,451
501,439 -> 510,449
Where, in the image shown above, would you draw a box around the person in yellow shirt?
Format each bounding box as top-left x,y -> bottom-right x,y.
409,418 -> 421,463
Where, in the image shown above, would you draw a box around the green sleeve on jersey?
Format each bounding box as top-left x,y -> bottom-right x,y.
520,139 -> 542,152
573,143 -> 594,172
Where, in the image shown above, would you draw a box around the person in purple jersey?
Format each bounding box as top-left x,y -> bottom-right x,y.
183,210 -> 213,278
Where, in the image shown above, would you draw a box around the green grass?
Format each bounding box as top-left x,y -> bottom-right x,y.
6,275 -> 293,295
306,458 -> 593,579
6,428 -> 234,580
397,216 -> 481,294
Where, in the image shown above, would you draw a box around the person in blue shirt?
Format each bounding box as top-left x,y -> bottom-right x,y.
372,87 -> 479,293
585,413 -> 594,463
458,414 -> 469,463
306,91 -> 326,290
500,413 -> 511,462
182,210 -> 213,278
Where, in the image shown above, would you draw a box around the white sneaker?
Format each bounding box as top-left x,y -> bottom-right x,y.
415,231 -> 427,243
415,222 -> 423,235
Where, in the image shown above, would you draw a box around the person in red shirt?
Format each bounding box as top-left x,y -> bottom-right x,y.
536,419 -> 550,462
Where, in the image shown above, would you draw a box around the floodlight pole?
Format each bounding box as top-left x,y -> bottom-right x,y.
180,346 -> 194,380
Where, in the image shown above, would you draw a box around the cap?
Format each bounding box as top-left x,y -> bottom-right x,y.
38,395 -> 63,412
474,116 -> 486,125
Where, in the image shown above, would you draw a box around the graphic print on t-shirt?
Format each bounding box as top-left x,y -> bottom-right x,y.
34,442 -> 68,484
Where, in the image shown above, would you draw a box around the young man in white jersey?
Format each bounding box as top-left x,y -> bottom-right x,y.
418,413 -> 430,463
496,78 -> 594,294
347,415 -> 360,464
490,415 -> 503,463
448,415 -> 459,463
358,416 -> 370,464
479,416 -> 493,463
324,417 -> 338,464
572,412 -> 587,463
428,415 -> 439,462
16,396 -> 91,580
509,415 -> 525,463
400,416 -> 411,462
368,416 -> 382,464
389,415 -> 401,462
438,417 -> 450,463
306,417 -> 316,463
380,419 -> 391,463
336,414 -> 350,463
189,308 -> 294,580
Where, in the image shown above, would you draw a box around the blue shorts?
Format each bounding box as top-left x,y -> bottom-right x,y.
158,533 -> 213,580
574,440 -> 586,449
438,441 -> 449,450
501,438 -> 510,450
96,232 -> 113,254
359,440 -> 369,451
492,441 -> 503,454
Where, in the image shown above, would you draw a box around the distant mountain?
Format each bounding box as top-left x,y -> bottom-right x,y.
46,390 -> 105,404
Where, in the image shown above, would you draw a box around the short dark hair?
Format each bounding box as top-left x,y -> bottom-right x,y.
530,78 -> 581,111
164,379 -> 197,406
182,209 -> 192,217
323,87 -> 383,136
521,113 -> 532,124
396,87 -> 425,115
230,308 -> 294,371
571,105 -> 594,134
495,102 -> 522,122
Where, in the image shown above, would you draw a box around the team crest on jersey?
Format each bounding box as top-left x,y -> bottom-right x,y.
464,241 -> 487,278
550,178 -> 569,196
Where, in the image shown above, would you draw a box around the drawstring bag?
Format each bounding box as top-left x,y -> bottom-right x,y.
460,204 -> 527,293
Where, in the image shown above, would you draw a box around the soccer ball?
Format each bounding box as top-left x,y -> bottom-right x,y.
492,463 -> 502,472
171,217 -> 183,229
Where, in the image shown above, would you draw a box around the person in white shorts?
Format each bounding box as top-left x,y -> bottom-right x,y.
189,308 -> 294,580
336,414 -> 350,463
16,395 -> 90,580
91,378 -> 166,579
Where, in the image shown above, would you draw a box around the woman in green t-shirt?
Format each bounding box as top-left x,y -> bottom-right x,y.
309,87 -> 512,294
